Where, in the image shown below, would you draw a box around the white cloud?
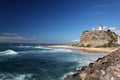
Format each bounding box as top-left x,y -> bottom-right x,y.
93,2 -> 120,8
107,27 -> 120,35
0,33 -> 41,43
72,39 -> 79,43
3,33 -> 18,36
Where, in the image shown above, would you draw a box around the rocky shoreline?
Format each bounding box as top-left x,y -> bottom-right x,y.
64,48 -> 120,80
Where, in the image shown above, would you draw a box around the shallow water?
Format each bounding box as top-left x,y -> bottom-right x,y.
0,45 -> 105,80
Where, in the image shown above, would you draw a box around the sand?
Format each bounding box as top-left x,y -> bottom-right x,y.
44,45 -> 118,54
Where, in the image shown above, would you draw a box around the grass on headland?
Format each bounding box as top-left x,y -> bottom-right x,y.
72,43 -> 120,48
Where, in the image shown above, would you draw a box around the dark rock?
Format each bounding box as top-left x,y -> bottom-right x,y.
64,48 -> 120,80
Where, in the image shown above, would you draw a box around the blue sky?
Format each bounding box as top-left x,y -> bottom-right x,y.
0,0 -> 120,43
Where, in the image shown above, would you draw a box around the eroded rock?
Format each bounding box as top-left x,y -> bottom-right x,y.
64,48 -> 120,80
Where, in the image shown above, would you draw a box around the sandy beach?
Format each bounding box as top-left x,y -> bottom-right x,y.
44,45 -> 118,53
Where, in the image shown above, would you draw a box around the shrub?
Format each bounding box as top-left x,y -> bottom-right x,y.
83,30 -> 89,33
86,44 -> 91,47
107,29 -> 111,32
72,44 -> 80,47
80,44 -> 85,47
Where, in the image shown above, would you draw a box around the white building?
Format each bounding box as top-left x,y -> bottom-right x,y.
98,25 -> 103,31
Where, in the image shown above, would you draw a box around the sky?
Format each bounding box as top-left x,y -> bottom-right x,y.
0,0 -> 120,44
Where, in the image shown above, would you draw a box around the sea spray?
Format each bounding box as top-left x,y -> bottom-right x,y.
61,71 -> 76,80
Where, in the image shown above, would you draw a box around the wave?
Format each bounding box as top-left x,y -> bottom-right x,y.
61,71 -> 76,80
42,49 -> 73,53
34,46 -> 43,49
34,46 -> 52,49
0,50 -> 18,55
0,73 -> 32,80
61,53 -> 106,80
16,45 -> 33,48
16,45 -> 53,50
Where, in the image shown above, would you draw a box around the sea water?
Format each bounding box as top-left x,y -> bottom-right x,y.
0,45 -> 106,80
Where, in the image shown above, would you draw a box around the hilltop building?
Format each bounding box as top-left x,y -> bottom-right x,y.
98,25 -> 103,31
80,25 -> 119,47
92,25 -> 104,31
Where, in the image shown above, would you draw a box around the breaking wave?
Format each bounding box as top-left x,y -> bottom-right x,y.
61,53 -> 106,80
0,73 -> 32,80
34,46 -> 52,49
42,49 -> 73,53
61,72 -> 76,80
16,46 -> 33,48
0,50 -> 18,55
0,45 -> 106,80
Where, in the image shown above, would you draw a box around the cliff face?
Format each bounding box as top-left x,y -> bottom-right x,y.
64,48 -> 120,80
80,30 -> 118,47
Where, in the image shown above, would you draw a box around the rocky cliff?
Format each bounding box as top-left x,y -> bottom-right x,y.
64,48 -> 120,80
80,30 -> 119,47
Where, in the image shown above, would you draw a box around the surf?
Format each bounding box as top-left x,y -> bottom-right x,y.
0,50 -> 18,55
0,73 -> 32,80
42,48 -> 73,53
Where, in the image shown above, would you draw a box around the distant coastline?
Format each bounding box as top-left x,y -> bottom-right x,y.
44,45 -> 118,54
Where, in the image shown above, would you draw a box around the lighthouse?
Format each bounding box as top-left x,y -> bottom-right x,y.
98,25 -> 103,31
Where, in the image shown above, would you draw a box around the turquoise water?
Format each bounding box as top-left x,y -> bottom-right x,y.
0,45 -> 105,80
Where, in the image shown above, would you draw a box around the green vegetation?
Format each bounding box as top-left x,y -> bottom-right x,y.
83,30 -> 89,33
107,29 -> 111,33
80,44 -> 85,47
72,42 -> 120,48
72,43 -> 91,47
72,44 -> 80,47
86,44 -> 91,47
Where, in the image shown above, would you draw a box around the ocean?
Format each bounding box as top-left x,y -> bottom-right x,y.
0,44 -> 105,80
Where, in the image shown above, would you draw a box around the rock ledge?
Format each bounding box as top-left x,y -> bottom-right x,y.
64,48 -> 120,80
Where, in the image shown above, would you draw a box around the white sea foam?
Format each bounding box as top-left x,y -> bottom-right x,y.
34,46 -> 43,49
14,74 -> 32,80
35,46 -> 52,49
0,73 -> 32,80
52,49 -> 73,52
61,72 -> 75,80
0,50 -> 18,55
17,45 -> 52,50
16,46 -> 33,48
42,49 -> 73,53
61,53 -> 105,80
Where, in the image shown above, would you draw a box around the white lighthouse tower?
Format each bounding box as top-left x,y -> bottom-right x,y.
98,25 -> 103,31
